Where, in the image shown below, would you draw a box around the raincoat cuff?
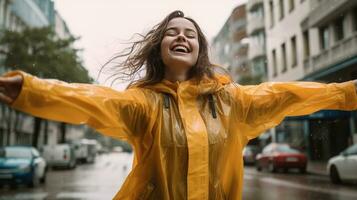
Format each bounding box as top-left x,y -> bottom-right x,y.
336,80 -> 357,110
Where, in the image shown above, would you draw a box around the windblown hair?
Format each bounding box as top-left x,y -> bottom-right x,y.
100,10 -> 215,87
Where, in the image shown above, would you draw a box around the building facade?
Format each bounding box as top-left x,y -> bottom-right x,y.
247,0 -> 267,83
0,0 -> 79,147
211,4 -> 249,83
264,0 -> 357,161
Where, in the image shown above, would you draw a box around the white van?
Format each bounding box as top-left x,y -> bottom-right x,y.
41,144 -> 76,169
72,139 -> 97,163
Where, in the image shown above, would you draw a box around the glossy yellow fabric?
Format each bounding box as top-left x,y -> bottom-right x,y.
7,70 -> 357,200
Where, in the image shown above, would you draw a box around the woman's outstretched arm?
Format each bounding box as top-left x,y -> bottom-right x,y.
231,80 -> 357,141
0,71 -> 151,142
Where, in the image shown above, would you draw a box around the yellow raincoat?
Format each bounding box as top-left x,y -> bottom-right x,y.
6,70 -> 357,200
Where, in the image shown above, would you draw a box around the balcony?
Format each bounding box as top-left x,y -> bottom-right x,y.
247,16 -> 265,35
308,0 -> 357,27
304,32 -> 357,75
247,0 -> 264,12
248,42 -> 265,60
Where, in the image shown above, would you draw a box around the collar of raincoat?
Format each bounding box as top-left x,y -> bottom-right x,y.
142,73 -> 232,99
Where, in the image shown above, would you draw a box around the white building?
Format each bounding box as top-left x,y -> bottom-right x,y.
263,0 -> 357,161
247,0 -> 267,83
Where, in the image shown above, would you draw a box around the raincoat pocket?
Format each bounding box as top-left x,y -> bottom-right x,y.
138,182 -> 155,200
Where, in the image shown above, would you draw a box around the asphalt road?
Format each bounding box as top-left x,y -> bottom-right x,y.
1,152 -> 356,200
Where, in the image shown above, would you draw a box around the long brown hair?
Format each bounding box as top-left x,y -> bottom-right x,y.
99,10 -> 215,87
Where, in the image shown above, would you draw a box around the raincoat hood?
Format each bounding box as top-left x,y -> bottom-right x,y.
143,74 -> 232,99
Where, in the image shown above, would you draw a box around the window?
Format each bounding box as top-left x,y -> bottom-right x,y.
333,16 -> 344,42
272,49 -> 277,77
279,0 -> 285,20
289,0 -> 295,12
291,36 -> 297,67
281,43 -> 287,72
303,31 -> 310,59
319,26 -> 329,50
269,0 -> 275,28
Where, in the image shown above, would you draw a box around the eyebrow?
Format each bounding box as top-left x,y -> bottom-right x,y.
165,27 -> 197,34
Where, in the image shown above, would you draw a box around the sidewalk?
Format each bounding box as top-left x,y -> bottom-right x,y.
307,161 -> 328,176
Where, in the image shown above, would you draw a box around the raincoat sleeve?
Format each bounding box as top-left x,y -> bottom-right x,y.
6,71 -> 151,142
232,81 -> 357,141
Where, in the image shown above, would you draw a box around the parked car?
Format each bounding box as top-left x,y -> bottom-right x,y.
327,144 -> 357,184
255,143 -> 307,173
41,144 -> 76,169
0,146 -> 47,187
72,139 -> 97,163
243,145 -> 260,165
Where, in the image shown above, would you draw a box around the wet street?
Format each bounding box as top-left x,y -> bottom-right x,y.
243,166 -> 357,200
1,152 -> 357,200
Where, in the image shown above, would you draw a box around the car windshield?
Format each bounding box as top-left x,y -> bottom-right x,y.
1,147 -> 32,159
275,145 -> 300,153
344,144 -> 357,155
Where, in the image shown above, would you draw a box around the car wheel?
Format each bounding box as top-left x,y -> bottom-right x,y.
299,167 -> 306,174
268,162 -> 276,173
330,165 -> 341,184
28,173 -> 40,188
283,168 -> 288,173
256,162 -> 262,171
68,160 -> 77,169
40,169 -> 47,184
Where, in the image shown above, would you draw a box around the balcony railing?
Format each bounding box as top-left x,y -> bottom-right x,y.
247,0 -> 264,12
308,0 -> 357,27
304,32 -> 357,75
248,43 -> 265,60
247,16 -> 265,35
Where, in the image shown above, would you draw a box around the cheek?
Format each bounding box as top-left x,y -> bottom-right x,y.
192,42 -> 200,59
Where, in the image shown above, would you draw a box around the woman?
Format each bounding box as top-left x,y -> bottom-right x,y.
0,10 -> 357,200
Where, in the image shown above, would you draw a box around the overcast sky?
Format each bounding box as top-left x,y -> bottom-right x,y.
54,0 -> 247,89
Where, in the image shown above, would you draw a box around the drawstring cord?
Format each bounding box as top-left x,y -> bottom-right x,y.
208,94 -> 217,119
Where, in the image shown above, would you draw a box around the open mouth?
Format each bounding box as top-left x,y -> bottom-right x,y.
170,44 -> 190,54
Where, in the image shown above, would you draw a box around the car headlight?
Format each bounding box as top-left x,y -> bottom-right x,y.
17,164 -> 31,173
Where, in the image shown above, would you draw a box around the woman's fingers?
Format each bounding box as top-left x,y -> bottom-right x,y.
0,92 -> 13,104
0,75 -> 23,104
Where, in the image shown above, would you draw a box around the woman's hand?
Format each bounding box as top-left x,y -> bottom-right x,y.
0,75 -> 23,104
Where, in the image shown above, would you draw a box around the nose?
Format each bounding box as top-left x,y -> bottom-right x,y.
176,33 -> 187,42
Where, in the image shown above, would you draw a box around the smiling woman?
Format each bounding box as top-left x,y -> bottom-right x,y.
1,10 -> 357,200
99,11 -> 214,88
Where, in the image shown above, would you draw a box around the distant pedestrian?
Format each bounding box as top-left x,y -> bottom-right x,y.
1,10 -> 357,200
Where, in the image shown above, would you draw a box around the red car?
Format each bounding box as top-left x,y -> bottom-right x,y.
255,143 -> 307,173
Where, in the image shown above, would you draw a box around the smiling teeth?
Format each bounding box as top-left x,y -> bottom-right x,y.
173,46 -> 188,53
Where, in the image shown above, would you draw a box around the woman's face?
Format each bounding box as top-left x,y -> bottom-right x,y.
160,18 -> 199,74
